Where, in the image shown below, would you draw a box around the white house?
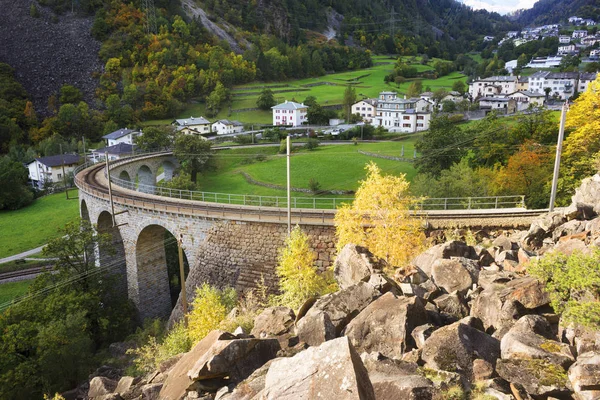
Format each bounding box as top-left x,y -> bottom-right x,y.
559,35 -> 571,44
272,100 -> 308,127
578,72 -> 598,93
558,45 -> 578,55
573,30 -> 588,39
483,36 -> 495,42
545,72 -> 579,99
590,49 -> 600,58
91,143 -> 137,162
174,116 -> 212,135
468,76 -> 518,100
211,119 -> 244,135
102,128 -> 142,147
373,92 -> 431,133
479,97 -> 517,114
351,99 -> 378,122
508,91 -> 546,110
526,56 -> 563,69
507,31 -> 519,38
27,154 -> 81,189
505,60 -> 518,74
581,36 -> 600,47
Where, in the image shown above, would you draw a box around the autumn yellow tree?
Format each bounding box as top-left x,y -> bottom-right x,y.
560,75 -> 600,201
275,226 -> 336,310
335,162 -> 426,269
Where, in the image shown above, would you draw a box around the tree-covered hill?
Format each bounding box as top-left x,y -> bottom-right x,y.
514,0 -> 600,25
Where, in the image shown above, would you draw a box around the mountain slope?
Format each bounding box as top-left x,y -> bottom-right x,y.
516,0 -> 600,25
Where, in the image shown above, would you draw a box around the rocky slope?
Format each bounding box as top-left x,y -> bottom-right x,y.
74,175 -> 600,400
0,1 -> 101,116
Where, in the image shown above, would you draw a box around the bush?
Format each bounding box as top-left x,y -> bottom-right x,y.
279,139 -> 287,154
529,249 -> 600,329
187,283 -> 237,344
308,178 -> 321,194
448,114 -> 465,124
274,226 -> 336,310
304,138 -> 320,151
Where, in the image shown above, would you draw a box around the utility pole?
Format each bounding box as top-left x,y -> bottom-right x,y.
549,101 -> 568,212
105,152 -> 117,227
287,135 -> 291,234
178,234 -> 189,328
401,144 -> 404,158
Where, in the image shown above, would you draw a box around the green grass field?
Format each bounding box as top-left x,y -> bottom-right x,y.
145,55 -> 467,126
0,193 -> 79,259
0,280 -> 32,307
197,140 -> 419,197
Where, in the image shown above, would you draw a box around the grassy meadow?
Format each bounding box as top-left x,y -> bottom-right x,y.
197,140 -> 419,198
145,55 -> 468,126
0,193 -> 79,259
0,280 -> 32,308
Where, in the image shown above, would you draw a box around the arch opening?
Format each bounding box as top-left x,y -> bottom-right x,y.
80,199 -> 96,265
157,160 -> 176,184
136,165 -> 154,194
135,225 -> 189,320
119,170 -> 131,182
97,211 -> 128,295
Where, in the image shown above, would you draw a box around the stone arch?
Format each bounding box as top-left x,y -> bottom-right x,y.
81,199 -> 90,222
157,160 -> 176,183
136,165 -> 154,194
119,170 -> 131,182
80,199 -> 97,265
135,224 -> 190,320
97,211 -> 128,295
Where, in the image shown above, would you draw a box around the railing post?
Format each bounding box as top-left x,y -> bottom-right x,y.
468,198 -> 472,209
495,197 -> 498,209
244,194 -> 246,206
444,198 -> 447,210
294,198 -> 297,208
259,196 -> 262,207
313,198 -> 316,209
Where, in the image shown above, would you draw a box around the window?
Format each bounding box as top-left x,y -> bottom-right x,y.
417,123 -> 423,127
403,116 -> 410,120
58,173 -> 62,179
417,116 -> 424,120
403,124 -> 411,127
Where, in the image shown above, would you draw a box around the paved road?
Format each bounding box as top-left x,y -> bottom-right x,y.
0,245 -> 45,265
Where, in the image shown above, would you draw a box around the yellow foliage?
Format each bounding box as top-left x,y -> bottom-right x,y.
275,226 -> 337,311
335,162 -> 426,268
187,283 -> 236,345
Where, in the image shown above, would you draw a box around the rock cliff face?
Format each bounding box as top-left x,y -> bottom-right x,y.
0,1 -> 101,116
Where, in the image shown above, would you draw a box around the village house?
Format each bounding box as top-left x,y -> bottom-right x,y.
373,91 -> 431,133
468,76 -> 518,100
559,35 -> 571,44
573,30 -> 588,39
173,116 -> 212,135
526,56 -> 563,69
272,100 -> 308,127
27,154 -> 81,190
102,128 -> 142,147
558,45 -> 578,55
479,97 -> 517,114
508,91 -> 546,110
578,72 -> 598,93
211,119 -> 244,135
351,99 -> 378,122
517,76 -> 529,92
91,143 -> 137,163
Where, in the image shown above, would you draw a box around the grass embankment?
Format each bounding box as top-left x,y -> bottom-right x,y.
145,55 -> 468,126
198,140 -> 419,198
0,192 -> 79,259
0,280 -> 32,307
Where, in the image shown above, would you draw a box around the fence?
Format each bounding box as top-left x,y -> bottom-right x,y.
419,195 -> 525,210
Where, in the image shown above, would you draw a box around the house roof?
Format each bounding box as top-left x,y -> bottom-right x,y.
420,92 -> 434,97
547,72 -> 579,80
214,119 -> 243,126
530,71 -> 551,79
102,128 -> 137,140
175,116 -> 211,126
354,98 -> 378,106
518,76 -> 529,83
579,72 -> 597,81
271,101 -> 307,110
480,76 -> 517,82
509,91 -> 545,97
31,154 -> 81,167
94,143 -> 137,155
480,97 -> 513,102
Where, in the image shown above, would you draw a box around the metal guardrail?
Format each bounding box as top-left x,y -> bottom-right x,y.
419,195 -> 525,210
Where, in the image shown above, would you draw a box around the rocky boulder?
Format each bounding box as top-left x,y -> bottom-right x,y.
496,358 -> 571,397
296,282 -> 380,346
421,318 -> 500,382
333,244 -> 385,289
570,174 -> 600,216
344,292 -> 428,358
568,351 -> 600,398
258,336 -> 376,399
88,377 -> 118,399
411,241 -> 478,277
251,307 -> 295,339
431,257 -> 479,295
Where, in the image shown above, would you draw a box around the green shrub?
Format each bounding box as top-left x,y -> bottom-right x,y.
304,138 -> 320,151
308,178 -> 321,194
30,4 -> 40,17
529,249 -> 600,328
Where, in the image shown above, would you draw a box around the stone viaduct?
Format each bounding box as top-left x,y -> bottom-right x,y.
76,152 -> 544,322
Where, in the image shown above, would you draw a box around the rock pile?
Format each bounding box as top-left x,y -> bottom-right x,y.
82,175 -> 600,400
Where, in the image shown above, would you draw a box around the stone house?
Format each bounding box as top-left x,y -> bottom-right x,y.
27,154 -> 81,189
174,116 -> 212,135
272,101 -> 308,127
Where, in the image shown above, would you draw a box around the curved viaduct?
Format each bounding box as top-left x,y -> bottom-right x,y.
76,152 -> 546,321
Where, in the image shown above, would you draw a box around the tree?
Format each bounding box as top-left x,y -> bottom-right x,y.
173,134 -> 213,183
135,125 -> 175,151
406,81 -> 423,98
517,53 -> 529,69
275,226 -> 335,311
0,156 -> 34,210
415,115 -> 469,175
205,81 -> 229,117
441,100 -> 457,113
342,85 -> 357,122
432,89 -> 449,106
335,162 -> 426,270
560,75 -> 600,201
451,80 -> 467,95
59,85 -> 83,105
256,88 -> 276,110
512,105 -> 557,144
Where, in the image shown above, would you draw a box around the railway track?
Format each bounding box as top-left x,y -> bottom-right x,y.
0,265 -> 54,282
77,160 -> 550,227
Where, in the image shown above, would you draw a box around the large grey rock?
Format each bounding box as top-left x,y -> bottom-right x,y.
221,359 -> 275,400
345,292 -> 428,358
411,241 -> 478,277
114,376 -> 136,397
141,383 -> 162,400
411,324 -> 435,350
431,257 -> 479,294
492,235 -> 515,252
570,173 -> 600,216
496,358 -> 570,397
333,244 -> 384,289
501,316 -> 575,369
559,321 -> 600,356
434,292 -> 469,320
251,307 -> 295,339
360,351 -> 434,399
295,309 -> 336,346
259,336 -> 376,399
88,377 -> 118,399
523,212 -> 568,249
421,319 -> 500,382
553,219 -> 586,241
554,239 -> 592,256
296,282 -> 380,346
568,352 -> 600,398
